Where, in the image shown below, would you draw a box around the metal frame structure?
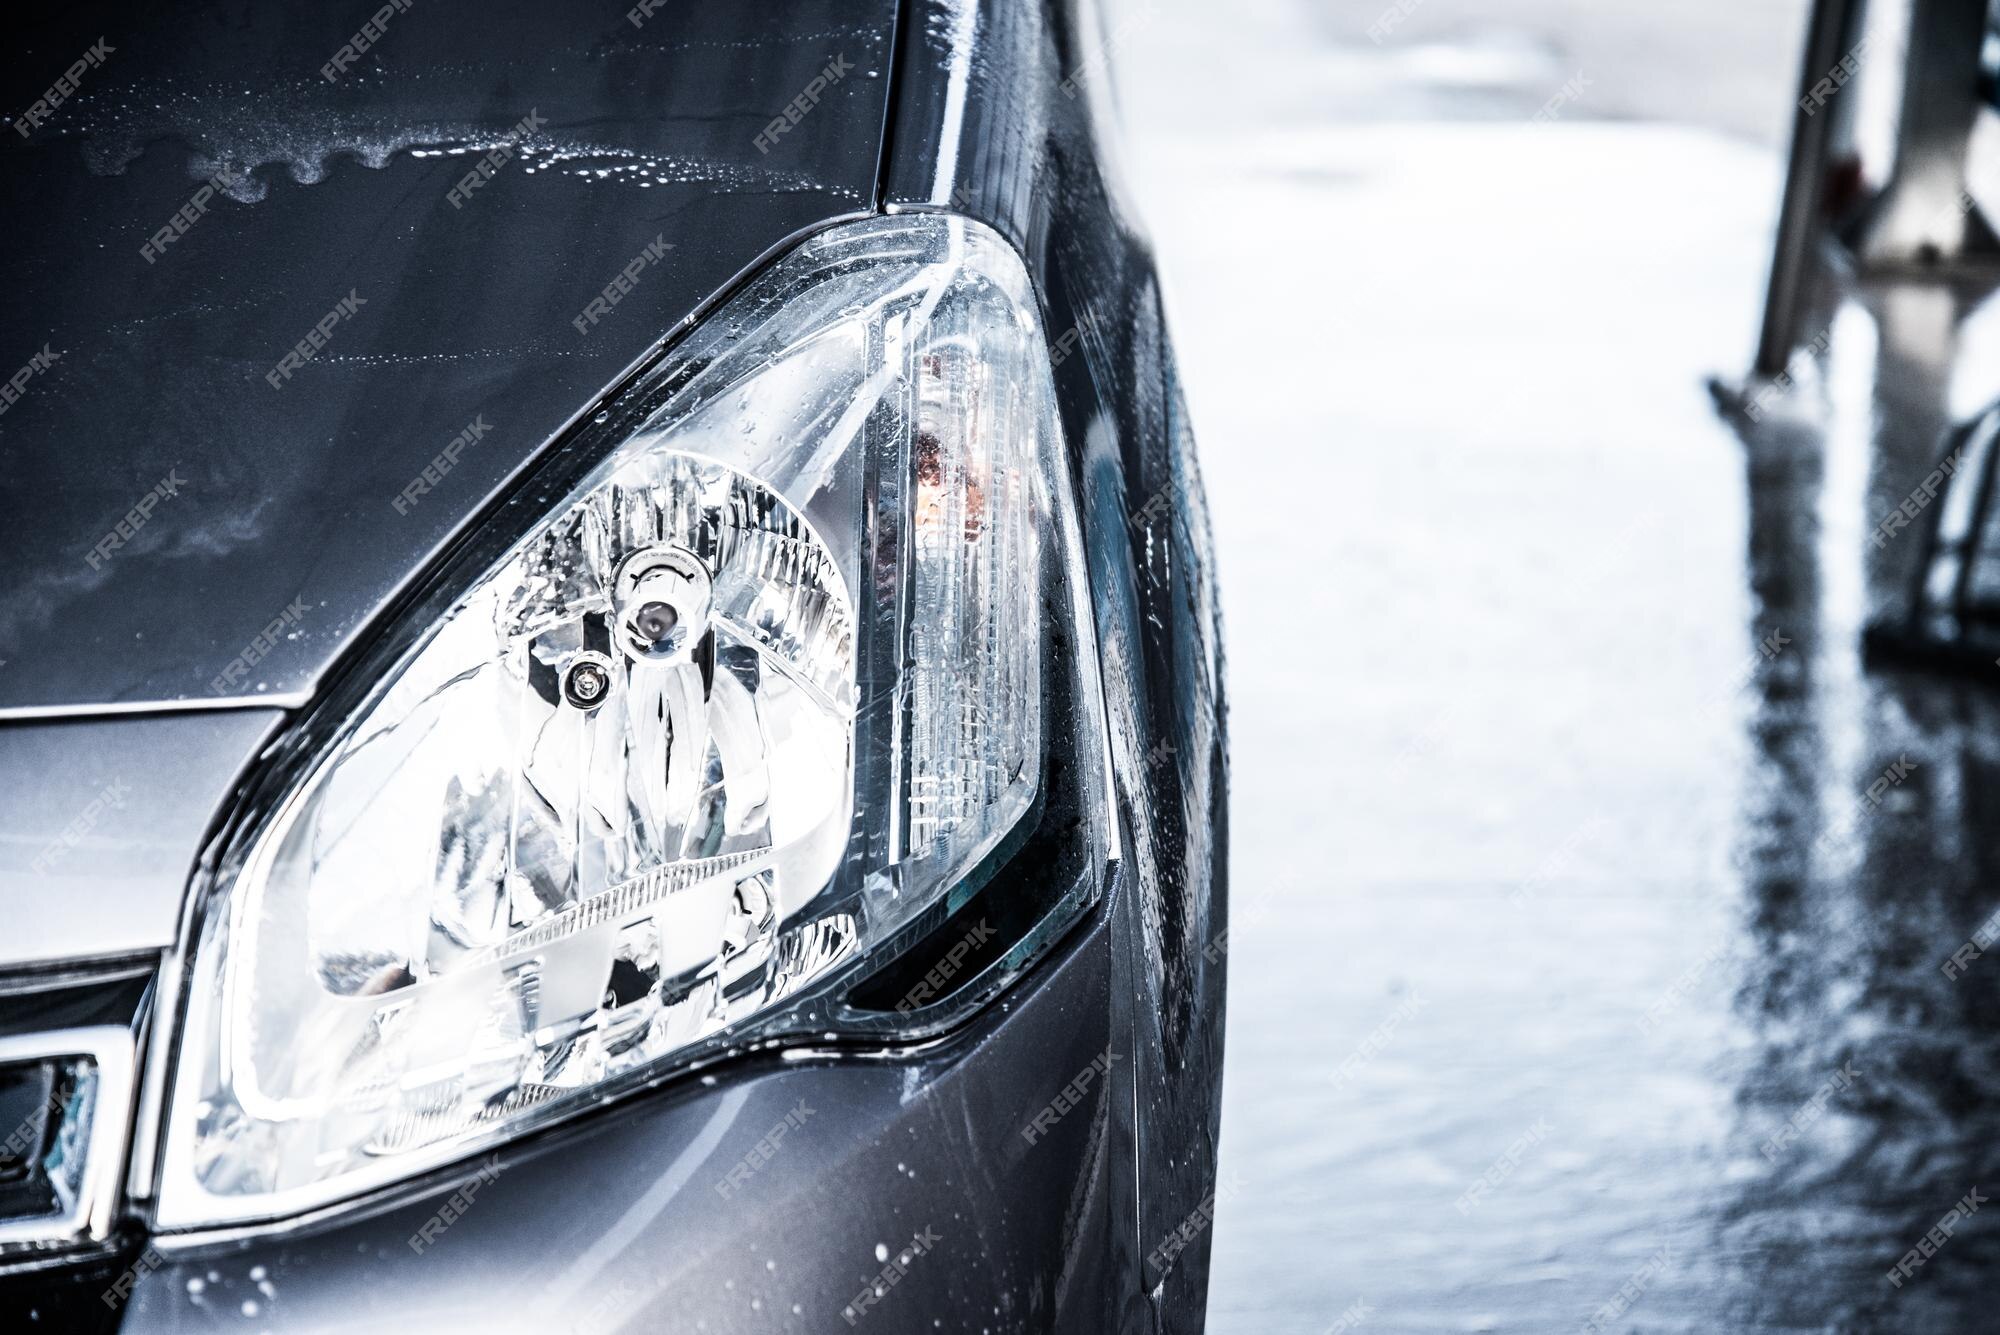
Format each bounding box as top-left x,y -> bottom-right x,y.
1749,0 -> 2000,674
1758,0 -> 2000,374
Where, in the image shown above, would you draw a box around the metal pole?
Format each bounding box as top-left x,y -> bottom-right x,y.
1757,0 -> 1870,375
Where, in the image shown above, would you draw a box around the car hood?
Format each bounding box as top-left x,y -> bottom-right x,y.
0,0 -> 895,716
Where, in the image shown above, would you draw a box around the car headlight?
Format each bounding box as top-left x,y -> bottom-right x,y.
155,213 -> 1108,1228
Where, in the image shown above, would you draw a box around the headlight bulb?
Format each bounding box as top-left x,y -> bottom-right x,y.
614,545 -> 711,664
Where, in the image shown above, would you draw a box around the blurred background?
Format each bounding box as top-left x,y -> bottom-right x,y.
1110,0 -> 2000,1330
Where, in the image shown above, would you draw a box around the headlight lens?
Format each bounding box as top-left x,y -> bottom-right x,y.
158,214 -> 1085,1227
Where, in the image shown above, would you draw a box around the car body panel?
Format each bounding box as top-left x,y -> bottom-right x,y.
122,885 -> 1120,1335
0,0 -> 896,715
0,710 -> 281,967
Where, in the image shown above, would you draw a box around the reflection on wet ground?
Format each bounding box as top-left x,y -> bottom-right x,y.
1118,1 -> 2000,1330
1711,280 -> 2000,1332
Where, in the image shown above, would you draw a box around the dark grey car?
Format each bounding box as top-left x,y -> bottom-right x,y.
0,2 -> 1226,1330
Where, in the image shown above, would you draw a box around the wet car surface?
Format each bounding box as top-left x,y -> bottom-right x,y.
0,0 -> 894,713
0,1 -> 1226,1330
1120,0 -> 2000,1331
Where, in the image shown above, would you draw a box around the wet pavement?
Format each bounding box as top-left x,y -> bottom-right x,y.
1115,0 -> 2000,1331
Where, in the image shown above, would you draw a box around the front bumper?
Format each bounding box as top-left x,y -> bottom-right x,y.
77,876 -> 1124,1334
